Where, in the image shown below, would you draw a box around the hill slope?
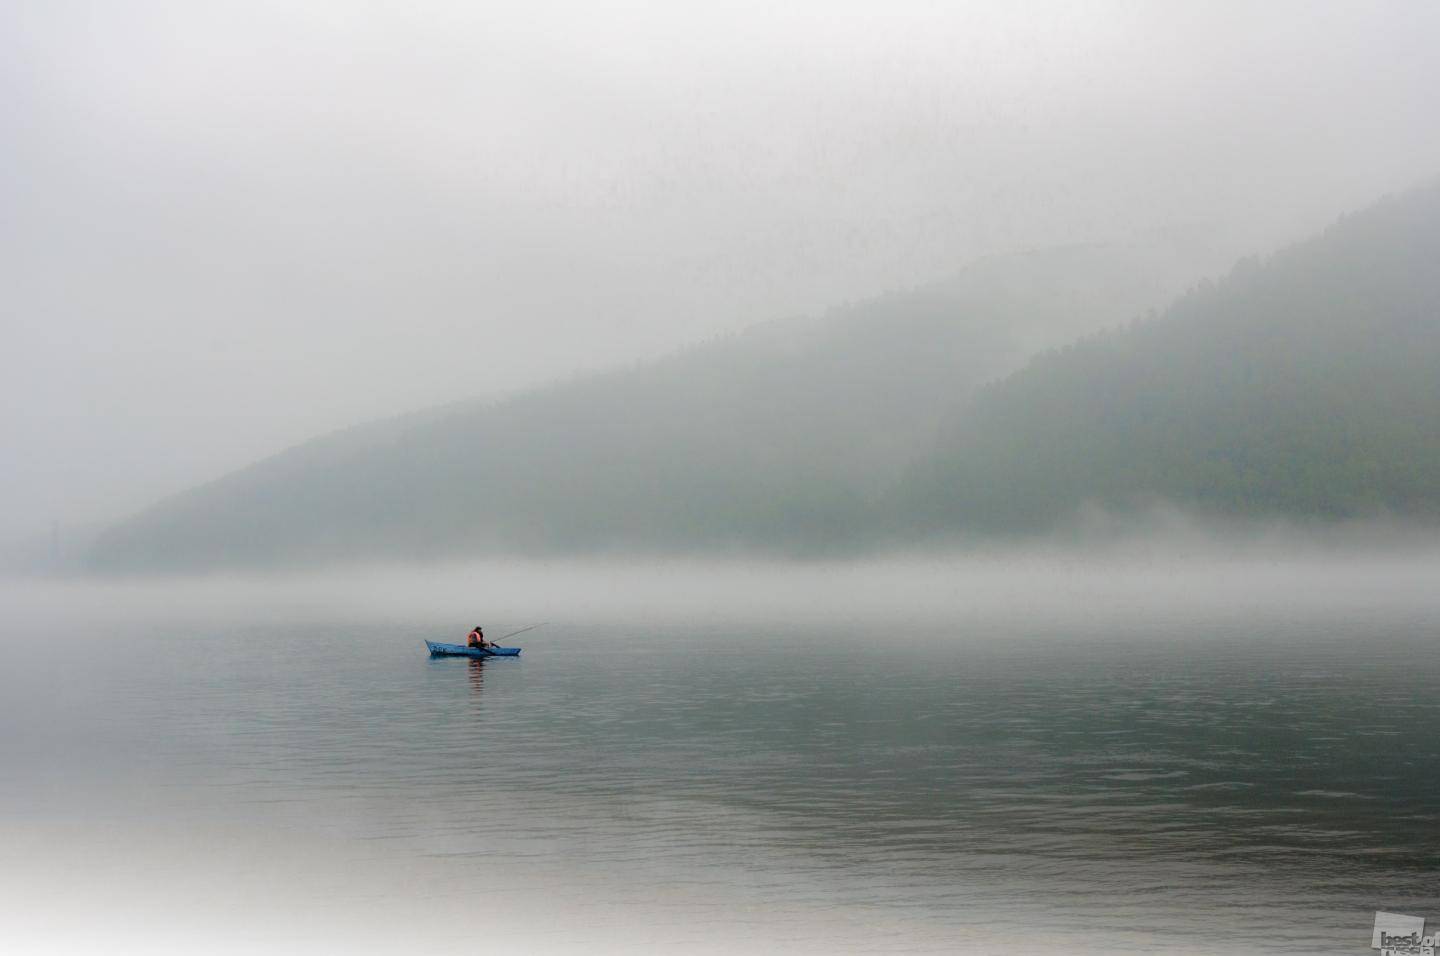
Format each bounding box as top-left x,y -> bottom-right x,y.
89,242 -> 1202,570
902,184 -> 1440,535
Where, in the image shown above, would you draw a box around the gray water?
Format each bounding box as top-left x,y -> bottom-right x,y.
2,561 -> 1439,954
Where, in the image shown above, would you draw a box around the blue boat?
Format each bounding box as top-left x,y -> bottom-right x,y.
425,640 -> 521,658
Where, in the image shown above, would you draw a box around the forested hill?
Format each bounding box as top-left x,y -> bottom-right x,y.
902,183 -> 1440,535
88,184 -> 1440,572
89,242 -> 1203,570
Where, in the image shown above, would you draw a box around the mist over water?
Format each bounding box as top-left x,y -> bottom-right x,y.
4,551 -> 1439,954
6,2 -> 1440,952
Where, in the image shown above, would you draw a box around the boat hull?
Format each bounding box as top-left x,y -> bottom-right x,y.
425,640 -> 521,658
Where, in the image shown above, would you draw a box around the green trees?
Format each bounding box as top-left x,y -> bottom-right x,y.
903,184 -> 1440,536
88,183 -> 1440,571
92,242 -> 1193,570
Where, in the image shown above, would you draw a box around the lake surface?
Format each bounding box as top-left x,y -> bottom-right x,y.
2,559 -> 1439,954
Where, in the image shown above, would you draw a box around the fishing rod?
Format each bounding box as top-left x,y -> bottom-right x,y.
495,622 -> 547,642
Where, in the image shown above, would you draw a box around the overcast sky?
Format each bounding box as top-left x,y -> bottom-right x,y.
4,0 -> 1439,544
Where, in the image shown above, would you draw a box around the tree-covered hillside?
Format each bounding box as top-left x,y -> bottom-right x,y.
902,184 -> 1440,535
88,183 -> 1440,572
90,242 -> 1199,570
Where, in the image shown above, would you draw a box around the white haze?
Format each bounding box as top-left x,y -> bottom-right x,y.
4,0 -> 1440,544
9,536 -> 1440,634
5,551 -> 1440,956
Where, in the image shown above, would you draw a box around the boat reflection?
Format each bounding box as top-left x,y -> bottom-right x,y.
467,658 -> 485,695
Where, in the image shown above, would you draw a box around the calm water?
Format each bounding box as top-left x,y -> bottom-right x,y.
3,565 -> 1440,953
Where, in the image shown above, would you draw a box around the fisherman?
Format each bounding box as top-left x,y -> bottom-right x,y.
466,625 -> 491,649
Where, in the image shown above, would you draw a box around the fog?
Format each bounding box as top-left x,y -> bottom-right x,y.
7,10 -> 1440,944
7,547 -> 1440,955
7,552 -> 1440,955
5,0 -> 1440,547
11,532 -> 1440,634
